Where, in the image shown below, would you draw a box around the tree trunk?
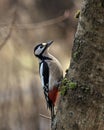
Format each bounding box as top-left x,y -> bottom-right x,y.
52,0 -> 104,130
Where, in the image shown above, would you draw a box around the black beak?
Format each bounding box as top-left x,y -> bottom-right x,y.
47,40 -> 53,47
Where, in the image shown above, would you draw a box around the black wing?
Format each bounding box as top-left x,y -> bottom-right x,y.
39,61 -> 49,86
42,61 -> 49,86
39,61 -> 53,109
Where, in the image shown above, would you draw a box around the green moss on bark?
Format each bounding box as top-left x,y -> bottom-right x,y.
60,78 -> 77,96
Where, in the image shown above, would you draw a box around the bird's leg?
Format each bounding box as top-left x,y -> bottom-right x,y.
55,81 -> 62,88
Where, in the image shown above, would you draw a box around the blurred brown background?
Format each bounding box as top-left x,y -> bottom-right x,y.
0,0 -> 81,130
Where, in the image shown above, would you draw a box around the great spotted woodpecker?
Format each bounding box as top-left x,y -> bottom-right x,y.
34,41 -> 63,120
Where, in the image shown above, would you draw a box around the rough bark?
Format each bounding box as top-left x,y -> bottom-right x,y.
52,0 -> 104,130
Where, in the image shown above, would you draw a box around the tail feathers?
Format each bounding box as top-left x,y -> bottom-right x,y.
46,99 -> 55,120
50,104 -> 55,121
44,87 -> 58,121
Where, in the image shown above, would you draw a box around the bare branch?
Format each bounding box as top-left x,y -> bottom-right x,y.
40,114 -> 51,120
0,9 -> 70,50
0,10 -> 70,30
0,7 -> 17,50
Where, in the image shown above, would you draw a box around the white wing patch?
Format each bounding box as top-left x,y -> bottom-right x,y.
39,63 -> 44,88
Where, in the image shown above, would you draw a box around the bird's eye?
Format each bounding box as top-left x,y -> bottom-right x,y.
40,45 -> 43,48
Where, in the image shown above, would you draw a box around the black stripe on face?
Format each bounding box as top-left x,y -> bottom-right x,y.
34,43 -> 47,56
34,43 -> 42,52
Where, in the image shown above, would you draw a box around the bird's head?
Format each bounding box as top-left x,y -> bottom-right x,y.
34,40 -> 53,58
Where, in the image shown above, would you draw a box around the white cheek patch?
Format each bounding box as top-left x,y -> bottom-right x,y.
35,47 -> 44,55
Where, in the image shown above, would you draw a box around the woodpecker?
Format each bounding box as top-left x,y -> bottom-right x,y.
34,41 -> 63,120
